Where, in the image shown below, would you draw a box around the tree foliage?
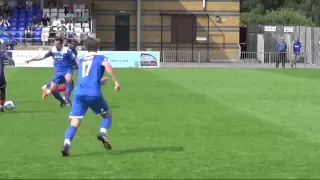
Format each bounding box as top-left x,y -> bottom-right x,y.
240,0 -> 320,26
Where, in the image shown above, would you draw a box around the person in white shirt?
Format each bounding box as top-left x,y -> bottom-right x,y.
51,17 -> 61,32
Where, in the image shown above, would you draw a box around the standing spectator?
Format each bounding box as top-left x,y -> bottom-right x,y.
276,37 -> 287,68
291,37 -> 303,68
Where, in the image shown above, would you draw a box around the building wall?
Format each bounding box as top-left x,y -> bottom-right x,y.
94,0 -> 239,56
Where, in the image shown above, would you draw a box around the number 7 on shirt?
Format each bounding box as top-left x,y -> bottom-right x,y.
82,60 -> 93,77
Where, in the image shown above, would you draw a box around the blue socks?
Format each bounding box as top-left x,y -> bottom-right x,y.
64,125 -> 78,146
65,81 -> 73,101
51,90 -> 66,103
99,116 -> 112,136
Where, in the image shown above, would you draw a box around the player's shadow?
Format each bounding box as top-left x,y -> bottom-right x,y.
71,146 -> 184,157
110,105 -> 120,109
9,109 -> 55,114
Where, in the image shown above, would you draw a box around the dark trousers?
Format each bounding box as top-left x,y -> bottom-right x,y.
276,52 -> 286,68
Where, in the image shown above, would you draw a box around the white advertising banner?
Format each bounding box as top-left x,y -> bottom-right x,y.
9,50 -> 161,68
11,50 -> 54,67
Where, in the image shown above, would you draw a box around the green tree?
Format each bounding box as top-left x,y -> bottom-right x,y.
240,8 -> 315,26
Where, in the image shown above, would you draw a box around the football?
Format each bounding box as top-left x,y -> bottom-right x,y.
4,101 -> 15,111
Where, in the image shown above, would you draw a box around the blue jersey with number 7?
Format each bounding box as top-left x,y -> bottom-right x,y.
74,54 -> 106,97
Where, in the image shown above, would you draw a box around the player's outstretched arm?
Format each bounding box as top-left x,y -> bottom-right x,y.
102,60 -> 120,91
25,50 -> 52,64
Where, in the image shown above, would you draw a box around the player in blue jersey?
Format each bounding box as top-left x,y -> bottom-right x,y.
25,37 -> 76,107
41,38 -> 78,100
61,37 -> 120,157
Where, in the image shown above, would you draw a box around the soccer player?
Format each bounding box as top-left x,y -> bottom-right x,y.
41,39 -> 78,100
0,42 -> 15,112
61,37 -> 120,157
25,37 -> 76,107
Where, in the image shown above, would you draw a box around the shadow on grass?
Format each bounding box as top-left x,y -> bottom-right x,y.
71,146 -> 184,157
4,109 -> 55,114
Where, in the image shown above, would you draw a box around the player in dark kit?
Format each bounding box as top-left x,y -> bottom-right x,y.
0,49 -> 15,112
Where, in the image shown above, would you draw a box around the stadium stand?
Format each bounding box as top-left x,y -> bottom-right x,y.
0,2 -> 91,49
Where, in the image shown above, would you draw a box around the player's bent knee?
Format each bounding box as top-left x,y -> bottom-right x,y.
70,118 -> 81,127
50,82 -> 58,91
100,109 -> 112,118
65,74 -> 72,82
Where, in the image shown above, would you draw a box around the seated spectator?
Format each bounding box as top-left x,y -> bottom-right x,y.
26,0 -> 32,9
3,14 -> 10,22
66,20 -> 73,29
57,26 -> 66,37
48,0 -> 56,8
65,9 -> 74,22
0,18 -> 10,31
73,12 -> 81,23
32,15 -> 40,26
82,10 -> 89,22
17,0 -> 25,8
66,25 -> 74,39
41,14 -> 50,27
25,26 -> 33,44
49,26 -> 56,42
6,34 -> 16,50
65,4 -> 73,15
3,5 -> 10,17
52,17 -> 61,31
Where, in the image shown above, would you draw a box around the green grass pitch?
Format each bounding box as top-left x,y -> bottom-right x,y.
1,67 -> 320,179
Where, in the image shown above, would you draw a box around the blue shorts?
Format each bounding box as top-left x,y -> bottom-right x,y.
51,69 -> 73,85
69,95 -> 110,119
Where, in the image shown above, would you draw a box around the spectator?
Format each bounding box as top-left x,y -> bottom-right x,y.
66,9 -> 74,22
57,26 -> 66,37
73,12 -> 81,23
25,26 -> 33,44
82,10 -> 89,22
291,37 -> 303,68
48,0 -> 56,8
66,20 -> 73,29
49,26 -> 56,43
32,15 -> 40,26
3,5 -> 10,17
65,4 -> 73,15
7,34 -> 16,50
41,14 -> 50,27
66,25 -> 74,39
17,0 -> 25,8
26,0 -> 32,9
0,18 -> 10,31
276,37 -> 287,68
52,16 -> 61,31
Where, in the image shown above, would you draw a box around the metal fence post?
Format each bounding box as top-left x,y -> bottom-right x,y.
198,52 -> 200,68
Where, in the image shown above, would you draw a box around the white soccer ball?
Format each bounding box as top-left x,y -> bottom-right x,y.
4,101 -> 15,111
